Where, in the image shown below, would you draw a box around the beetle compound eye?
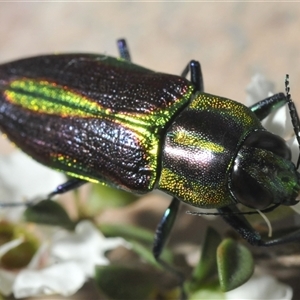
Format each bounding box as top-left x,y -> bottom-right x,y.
231,165 -> 273,209
244,131 -> 291,160
230,144 -> 300,209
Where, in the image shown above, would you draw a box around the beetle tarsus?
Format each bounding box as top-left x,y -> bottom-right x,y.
47,178 -> 87,198
117,38 -> 131,62
181,60 -> 204,92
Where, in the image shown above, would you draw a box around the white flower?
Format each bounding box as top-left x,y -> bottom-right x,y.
13,261 -> 85,298
0,221 -> 130,298
225,272 -> 292,300
0,150 -> 131,298
50,220 -> 131,277
0,150 -> 65,221
0,268 -> 17,296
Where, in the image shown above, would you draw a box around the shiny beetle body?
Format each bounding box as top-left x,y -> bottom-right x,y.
1,40 -> 300,297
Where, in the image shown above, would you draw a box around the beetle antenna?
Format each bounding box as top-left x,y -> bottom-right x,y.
186,204 -> 280,216
285,74 -> 300,169
256,209 -> 273,237
0,199 -> 36,208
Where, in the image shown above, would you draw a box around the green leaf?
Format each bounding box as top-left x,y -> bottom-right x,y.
217,238 -> 254,292
95,265 -> 155,299
99,223 -> 173,269
187,227 -> 222,293
1,240 -> 38,269
99,223 -> 154,244
0,223 -> 14,246
190,283 -> 225,300
24,200 -> 75,230
130,240 -> 172,270
89,184 -> 138,212
0,223 -> 40,269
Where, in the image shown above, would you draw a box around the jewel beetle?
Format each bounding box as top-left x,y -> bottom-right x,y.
1,39 -> 300,292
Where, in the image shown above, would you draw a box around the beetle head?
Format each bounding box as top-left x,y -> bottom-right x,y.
230,130 -> 300,209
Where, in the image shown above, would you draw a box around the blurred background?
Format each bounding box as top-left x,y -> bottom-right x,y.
1,3 -> 300,101
1,2 -> 300,300
1,2 -> 300,146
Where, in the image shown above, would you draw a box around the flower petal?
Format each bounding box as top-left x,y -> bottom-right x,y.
246,74 -> 293,138
225,273 -> 292,300
262,104 -> 292,139
246,74 -> 275,106
0,269 -> 16,296
286,135 -> 300,166
13,261 -> 85,298
51,220 -> 130,277
0,151 -> 65,221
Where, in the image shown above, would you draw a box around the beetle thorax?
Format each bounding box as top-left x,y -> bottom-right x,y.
157,93 -> 263,208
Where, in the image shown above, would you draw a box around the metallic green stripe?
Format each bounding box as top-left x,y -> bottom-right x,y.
5,79 -> 193,123
5,80 -> 103,117
172,130 -> 225,153
159,168 -> 232,208
190,93 -> 261,128
5,79 -> 193,190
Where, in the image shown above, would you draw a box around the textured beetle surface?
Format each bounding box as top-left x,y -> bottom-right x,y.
0,53 -> 299,211
0,55 -> 193,193
158,93 -> 264,208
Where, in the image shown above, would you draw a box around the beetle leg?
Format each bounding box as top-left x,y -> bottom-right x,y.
250,88 -> 300,167
285,75 -> 300,168
0,178 -> 87,207
153,197 -> 186,299
249,93 -> 287,121
117,39 -> 131,62
153,197 -> 179,258
219,205 -> 300,246
181,60 -> 204,92
47,178 -> 87,198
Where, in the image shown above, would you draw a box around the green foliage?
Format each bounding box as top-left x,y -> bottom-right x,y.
0,223 -> 39,270
217,238 -> 254,291
187,227 -> 222,292
95,265 -> 156,300
89,183 -> 138,211
24,199 -> 75,230
21,192 -> 256,298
